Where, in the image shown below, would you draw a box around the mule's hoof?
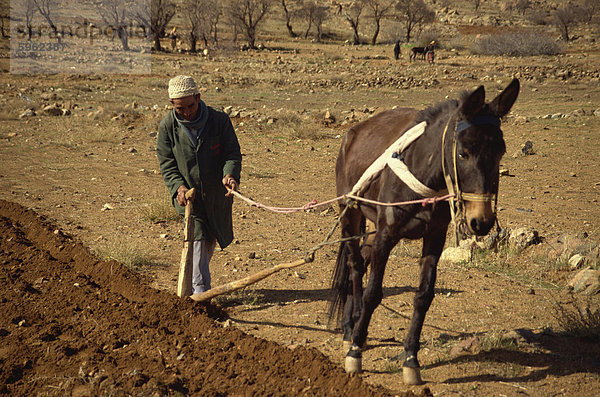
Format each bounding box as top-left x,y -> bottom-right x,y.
402,366 -> 423,385
345,355 -> 362,374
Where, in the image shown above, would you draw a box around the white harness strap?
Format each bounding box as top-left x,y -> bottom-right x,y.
350,121 -> 445,198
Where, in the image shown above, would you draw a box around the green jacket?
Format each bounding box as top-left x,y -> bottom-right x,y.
157,107 -> 242,248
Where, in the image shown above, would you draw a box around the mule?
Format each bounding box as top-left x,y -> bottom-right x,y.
329,79 -> 520,384
409,46 -> 426,61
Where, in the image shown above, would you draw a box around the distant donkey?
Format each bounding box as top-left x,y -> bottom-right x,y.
409,46 -> 426,62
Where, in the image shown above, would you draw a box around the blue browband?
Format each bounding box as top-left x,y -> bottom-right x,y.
456,115 -> 501,133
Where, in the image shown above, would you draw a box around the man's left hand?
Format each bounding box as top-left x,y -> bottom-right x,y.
222,174 -> 238,197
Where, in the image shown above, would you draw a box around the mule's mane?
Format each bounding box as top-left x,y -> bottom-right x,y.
418,97 -> 458,125
418,89 -> 486,125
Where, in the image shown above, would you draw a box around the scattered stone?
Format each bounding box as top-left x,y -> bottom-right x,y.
128,147 -> 137,153
508,227 -> 539,250
567,267 -> 600,294
324,110 -> 335,124
594,108 -> 600,117
568,254 -> 587,269
521,141 -> 534,155
102,203 -> 114,211
19,109 -> 36,118
450,336 -> 480,355
440,246 -> 471,263
42,104 -> 63,116
223,106 -> 233,115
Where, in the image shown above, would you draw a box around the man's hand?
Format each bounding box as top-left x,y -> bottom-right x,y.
176,185 -> 189,206
222,174 -> 238,197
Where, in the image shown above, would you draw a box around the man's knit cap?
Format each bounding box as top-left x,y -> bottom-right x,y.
168,75 -> 198,99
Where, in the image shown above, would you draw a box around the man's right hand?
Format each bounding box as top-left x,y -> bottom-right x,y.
176,185 -> 189,206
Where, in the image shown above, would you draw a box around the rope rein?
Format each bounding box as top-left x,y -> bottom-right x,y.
227,189 -> 453,215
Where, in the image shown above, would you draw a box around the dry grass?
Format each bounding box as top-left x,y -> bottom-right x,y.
138,193 -> 180,223
97,239 -> 151,269
552,293 -> 600,339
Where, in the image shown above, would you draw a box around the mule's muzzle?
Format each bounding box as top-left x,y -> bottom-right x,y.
463,193 -> 496,236
468,215 -> 495,236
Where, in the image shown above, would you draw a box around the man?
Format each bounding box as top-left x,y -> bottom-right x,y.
393,41 -> 401,60
157,75 -> 242,294
426,40 -> 435,65
170,27 -> 177,52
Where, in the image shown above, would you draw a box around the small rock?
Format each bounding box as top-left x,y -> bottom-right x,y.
43,104 -> 63,116
521,141 -> 534,155
248,252 -> 256,259
450,336 -> 480,355
102,203 -> 114,211
19,109 -> 36,118
128,147 -> 137,153
440,247 -> 471,263
508,227 -> 539,250
567,267 -> 600,294
569,254 -> 587,269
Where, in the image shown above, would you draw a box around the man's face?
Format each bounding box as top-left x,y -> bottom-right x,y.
170,93 -> 200,121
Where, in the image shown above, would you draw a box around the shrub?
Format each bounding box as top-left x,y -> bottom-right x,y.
552,293 -> 600,339
470,31 -> 564,56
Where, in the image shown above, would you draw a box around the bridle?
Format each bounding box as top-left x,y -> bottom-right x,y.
441,114 -> 501,244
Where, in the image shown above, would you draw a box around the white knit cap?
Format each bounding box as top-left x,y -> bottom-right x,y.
168,75 -> 198,99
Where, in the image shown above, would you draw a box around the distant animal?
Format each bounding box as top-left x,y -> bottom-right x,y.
330,79 -> 520,385
409,46 -> 426,62
393,41 -> 401,60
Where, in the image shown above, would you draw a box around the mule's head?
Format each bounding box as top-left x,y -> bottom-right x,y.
452,78 -> 519,235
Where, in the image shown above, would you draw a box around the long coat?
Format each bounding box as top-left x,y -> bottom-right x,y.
157,107 -> 242,248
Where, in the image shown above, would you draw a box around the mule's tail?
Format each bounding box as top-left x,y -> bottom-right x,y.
327,241 -> 350,327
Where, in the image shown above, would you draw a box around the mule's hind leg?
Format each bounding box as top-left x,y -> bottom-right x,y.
402,226 -> 447,385
338,208 -> 366,353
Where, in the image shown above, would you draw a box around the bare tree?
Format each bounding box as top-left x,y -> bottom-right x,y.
134,0 -> 175,51
311,2 -> 328,42
97,0 -> 130,50
473,0 -> 481,13
33,0 -> 60,41
186,0 -> 221,51
343,1 -> 365,45
579,0 -> 600,23
365,0 -> 394,45
225,0 -> 272,49
280,0 -> 300,37
552,5 -> 580,41
395,0 -> 435,43
15,0 -> 37,40
300,1 -> 328,42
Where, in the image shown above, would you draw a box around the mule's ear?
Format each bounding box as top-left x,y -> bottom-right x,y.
460,85 -> 486,119
489,78 -> 520,118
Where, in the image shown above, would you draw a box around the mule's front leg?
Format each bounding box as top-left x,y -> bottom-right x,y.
403,229 -> 446,385
345,234 -> 393,374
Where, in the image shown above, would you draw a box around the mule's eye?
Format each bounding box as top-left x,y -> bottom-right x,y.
458,152 -> 469,160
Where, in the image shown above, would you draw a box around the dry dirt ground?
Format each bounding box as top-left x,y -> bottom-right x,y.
1,27 -> 600,397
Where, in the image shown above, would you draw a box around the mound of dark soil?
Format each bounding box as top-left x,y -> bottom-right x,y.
0,199 -> 420,396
